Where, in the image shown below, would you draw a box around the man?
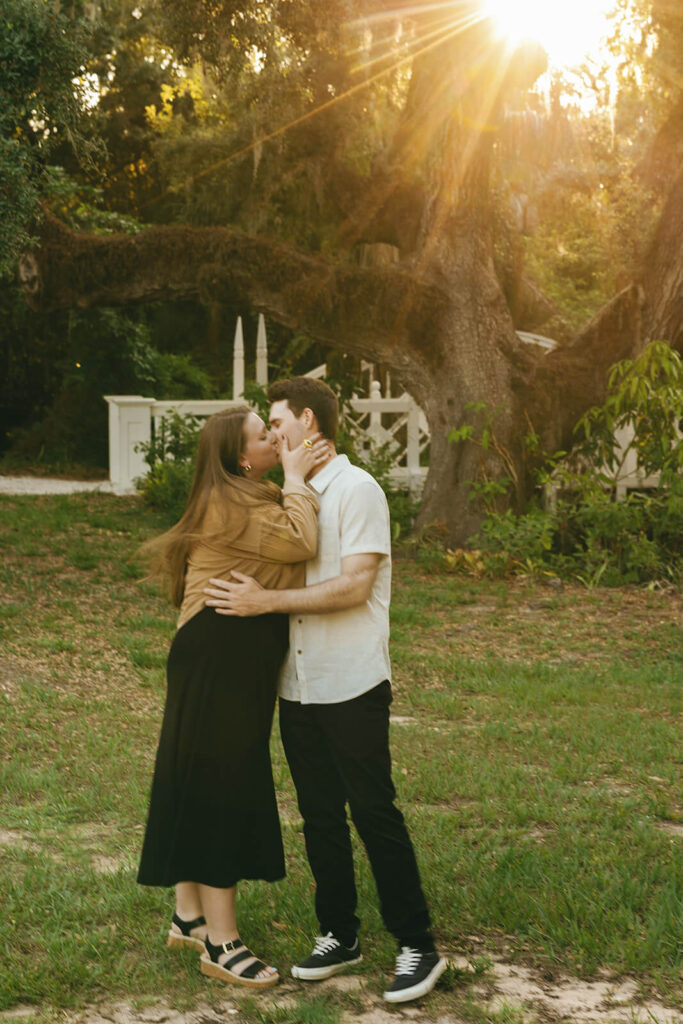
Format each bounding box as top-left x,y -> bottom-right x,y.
205,377 -> 445,1004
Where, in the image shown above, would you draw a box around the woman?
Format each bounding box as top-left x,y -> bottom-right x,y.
137,406 -> 326,989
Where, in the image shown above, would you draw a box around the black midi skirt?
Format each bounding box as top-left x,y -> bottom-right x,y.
137,607 -> 289,889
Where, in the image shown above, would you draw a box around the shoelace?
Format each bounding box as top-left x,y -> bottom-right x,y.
395,946 -> 422,975
313,932 -> 342,956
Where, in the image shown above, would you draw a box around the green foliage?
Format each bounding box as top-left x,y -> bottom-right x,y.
561,487 -> 678,587
475,507 -> 555,577
135,458 -> 196,524
0,137 -> 38,269
471,485 -> 681,585
3,308 -> 213,471
147,1 -> 406,247
43,166 -> 144,236
0,0 -> 95,272
135,411 -> 201,521
448,342 -> 682,584
522,173 -> 658,334
574,340 -> 683,485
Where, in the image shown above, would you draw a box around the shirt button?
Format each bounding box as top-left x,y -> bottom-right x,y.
297,650 -> 302,655
297,619 -> 303,623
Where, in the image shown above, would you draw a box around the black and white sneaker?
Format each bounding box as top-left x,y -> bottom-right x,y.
291,932 -> 362,980
383,947 -> 447,1003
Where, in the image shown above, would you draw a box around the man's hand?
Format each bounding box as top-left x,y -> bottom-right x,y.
204,571 -> 270,617
205,553 -> 382,617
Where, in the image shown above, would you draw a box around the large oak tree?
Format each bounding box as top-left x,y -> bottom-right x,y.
18,0 -> 683,542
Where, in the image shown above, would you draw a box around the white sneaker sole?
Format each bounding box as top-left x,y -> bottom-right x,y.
291,954 -> 363,981
383,956 -> 448,1003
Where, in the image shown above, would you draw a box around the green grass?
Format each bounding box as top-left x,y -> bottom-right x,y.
0,493 -> 681,1019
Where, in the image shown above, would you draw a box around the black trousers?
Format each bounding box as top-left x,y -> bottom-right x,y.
279,680 -> 434,951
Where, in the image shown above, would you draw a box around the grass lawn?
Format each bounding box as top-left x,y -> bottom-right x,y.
0,493 -> 681,1023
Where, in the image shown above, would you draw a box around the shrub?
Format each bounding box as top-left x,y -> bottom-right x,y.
135,412 -> 201,521
2,307 -> 214,472
475,506 -> 555,576
448,342 -> 683,585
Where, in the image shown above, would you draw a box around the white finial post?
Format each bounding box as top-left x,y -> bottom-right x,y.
256,313 -> 268,387
233,317 -> 245,400
369,380 -> 382,430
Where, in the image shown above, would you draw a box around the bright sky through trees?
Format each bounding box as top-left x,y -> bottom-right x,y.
483,0 -> 617,67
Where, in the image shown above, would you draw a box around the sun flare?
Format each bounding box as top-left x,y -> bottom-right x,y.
483,0 -> 616,68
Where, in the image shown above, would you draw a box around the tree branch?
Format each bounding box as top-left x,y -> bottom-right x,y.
20,211 -> 448,377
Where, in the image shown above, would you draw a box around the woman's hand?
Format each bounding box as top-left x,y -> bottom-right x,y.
281,433 -> 330,482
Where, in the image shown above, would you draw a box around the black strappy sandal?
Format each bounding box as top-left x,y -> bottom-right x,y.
200,936 -> 279,988
167,912 -> 207,952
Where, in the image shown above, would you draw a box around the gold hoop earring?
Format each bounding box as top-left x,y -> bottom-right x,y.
244,463 -> 252,472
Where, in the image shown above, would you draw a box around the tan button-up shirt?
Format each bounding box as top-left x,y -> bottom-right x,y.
178,478 -> 319,629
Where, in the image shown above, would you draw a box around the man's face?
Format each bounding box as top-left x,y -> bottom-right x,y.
268,399 -> 308,454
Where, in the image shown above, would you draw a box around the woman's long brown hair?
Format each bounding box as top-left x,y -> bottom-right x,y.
138,406 -> 251,606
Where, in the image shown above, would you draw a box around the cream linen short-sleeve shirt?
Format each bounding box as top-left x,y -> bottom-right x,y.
278,455 -> 392,705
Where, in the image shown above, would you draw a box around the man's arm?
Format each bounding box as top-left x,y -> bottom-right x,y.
204,552 -> 381,617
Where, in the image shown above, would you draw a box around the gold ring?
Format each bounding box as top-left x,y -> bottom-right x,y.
303,439 -> 313,449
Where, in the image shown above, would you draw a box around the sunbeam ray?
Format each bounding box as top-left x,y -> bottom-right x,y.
138,5 -> 489,215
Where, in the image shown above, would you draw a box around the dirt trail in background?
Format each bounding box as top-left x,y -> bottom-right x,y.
0,477 -> 113,494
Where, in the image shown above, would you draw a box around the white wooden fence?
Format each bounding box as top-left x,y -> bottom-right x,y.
104,314 -> 429,494
105,317 -> 665,499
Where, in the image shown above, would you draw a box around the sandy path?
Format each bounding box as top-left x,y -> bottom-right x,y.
0,477 -> 114,495
2,959 -> 680,1024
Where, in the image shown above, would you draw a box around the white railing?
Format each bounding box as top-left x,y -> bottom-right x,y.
339,380 -> 429,494
105,317 -> 665,500
104,315 -> 428,494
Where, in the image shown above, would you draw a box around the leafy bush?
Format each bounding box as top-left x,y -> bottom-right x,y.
3,308 -> 213,471
475,507 -> 555,576
135,412 -> 201,521
447,342 -> 683,585
573,340 -> 682,486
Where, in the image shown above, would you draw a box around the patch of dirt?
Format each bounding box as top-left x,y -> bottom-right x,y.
14,955 -> 680,1024
475,956 -> 682,1024
0,655 -> 56,696
656,820 -> 683,837
90,854 -> 126,874
0,829 -> 41,853
0,824 -> 131,875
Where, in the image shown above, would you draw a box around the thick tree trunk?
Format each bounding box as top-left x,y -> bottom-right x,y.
639,165 -> 683,353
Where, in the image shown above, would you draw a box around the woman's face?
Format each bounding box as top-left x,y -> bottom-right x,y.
240,412 -> 278,479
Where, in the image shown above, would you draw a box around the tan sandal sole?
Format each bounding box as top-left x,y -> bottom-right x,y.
167,931 -> 205,952
200,956 -> 279,988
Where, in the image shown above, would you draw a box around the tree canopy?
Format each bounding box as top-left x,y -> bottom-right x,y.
4,0 -> 683,540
